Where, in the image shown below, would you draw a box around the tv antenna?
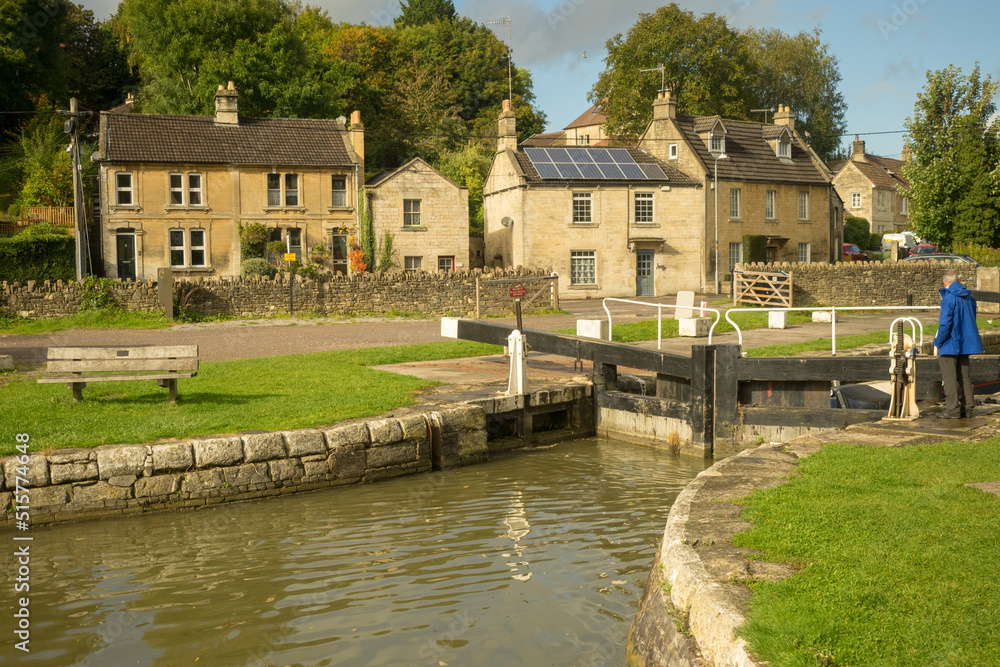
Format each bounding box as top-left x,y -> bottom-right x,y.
486,18 -> 513,106
640,64 -> 666,92
751,107 -> 776,124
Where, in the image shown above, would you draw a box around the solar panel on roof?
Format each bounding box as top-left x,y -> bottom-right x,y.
578,163 -> 604,179
589,149 -> 613,163
598,163 -> 625,179
524,147 -> 551,161
609,149 -> 634,163
640,163 -> 668,179
557,163 -> 583,178
522,146 -> 670,181
566,148 -> 594,162
547,148 -> 571,162
619,163 -> 646,179
534,163 -> 561,178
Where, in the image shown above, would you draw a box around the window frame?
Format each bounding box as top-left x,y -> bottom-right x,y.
729,188 -> 741,219
668,144 -> 678,159
168,228 -> 186,268
286,227 -> 303,262
572,192 -> 592,224
901,196 -> 909,215
267,174 -> 282,207
570,250 -> 597,286
799,191 -> 809,220
115,171 -> 134,206
404,256 -> 422,271
851,192 -> 862,209
284,173 -> 299,207
187,173 -> 203,207
765,190 -> 776,220
437,256 -> 455,272
729,242 -> 743,273
403,199 -> 422,227
168,172 -> 185,206
710,134 -> 724,154
798,242 -> 811,264
169,228 -> 208,268
189,228 -> 206,267
331,176 -> 348,208
634,192 -> 654,224
777,139 -> 790,158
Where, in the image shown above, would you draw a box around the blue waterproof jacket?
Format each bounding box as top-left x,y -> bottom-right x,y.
933,281 -> 983,355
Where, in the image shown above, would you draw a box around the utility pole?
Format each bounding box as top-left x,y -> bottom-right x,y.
64,98 -> 88,281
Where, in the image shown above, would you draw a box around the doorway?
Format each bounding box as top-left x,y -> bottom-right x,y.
636,250 -> 654,296
116,231 -> 136,281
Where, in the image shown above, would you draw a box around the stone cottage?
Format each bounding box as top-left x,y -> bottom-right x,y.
828,138 -> 911,236
364,158 -> 470,273
95,82 -> 364,280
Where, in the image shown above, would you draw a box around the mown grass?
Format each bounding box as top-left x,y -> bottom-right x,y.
555,310 -> 815,343
0,311 -> 175,334
0,340 -> 501,455
734,440 -> 1000,666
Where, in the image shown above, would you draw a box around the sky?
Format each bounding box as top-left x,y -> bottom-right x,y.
79,0 -> 999,159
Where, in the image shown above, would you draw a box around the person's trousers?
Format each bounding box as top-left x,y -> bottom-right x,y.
939,354 -> 973,417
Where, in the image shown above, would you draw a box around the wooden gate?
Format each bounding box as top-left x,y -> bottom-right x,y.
733,270 -> 792,307
475,275 -> 559,317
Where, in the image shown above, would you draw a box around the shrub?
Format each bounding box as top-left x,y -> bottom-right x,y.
0,233 -> 74,282
241,258 -> 277,278
844,216 -> 870,247
952,242 -> 1000,266
239,222 -> 268,260
743,235 -> 768,264
868,232 -> 882,250
79,276 -> 121,311
17,221 -> 69,237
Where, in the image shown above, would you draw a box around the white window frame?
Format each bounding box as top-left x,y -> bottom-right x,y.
286,227 -> 302,262
404,199 -> 422,227
169,172 -> 184,206
777,140 -> 790,158
668,144 -> 678,159
115,171 -> 134,206
577,135 -> 590,146
572,192 -> 592,224
187,173 -> 203,207
901,196 -> 909,215
729,242 -> 743,273
729,188 -> 740,219
799,191 -> 809,220
189,228 -> 206,267
267,174 -> 281,207
634,192 -> 654,223
570,250 -> 597,285
438,256 -> 455,272
168,229 -> 186,268
331,176 -> 348,208
404,256 -> 422,271
169,228 -> 208,268
851,192 -> 862,209
284,173 -> 299,207
765,190 -> 776,220
710,134 -> 724,154
798,242 -> 811,264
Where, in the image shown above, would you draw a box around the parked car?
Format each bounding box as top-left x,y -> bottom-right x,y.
911,244 -> 940,254
901,253 -> 980,267
881,232 -> 917,251
843,243 -> 868,261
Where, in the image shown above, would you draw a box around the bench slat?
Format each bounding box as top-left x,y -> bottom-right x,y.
38,372 -> 197,384
47,346 -> 199,360
46,359 -> 199,373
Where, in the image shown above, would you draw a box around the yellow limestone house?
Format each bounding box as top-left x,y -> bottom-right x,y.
637,92 -> 841,281
484,101 -> 704,298
828,137 -> 911,235
96,83 -> 364,280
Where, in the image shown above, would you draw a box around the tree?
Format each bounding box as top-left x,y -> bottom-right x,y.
743,28 -> 847,161
0,0 -> 69,132
394,0 -> 456,27
436,142 -> 494,234
902,64 -> 1000,247
844,216 -> 871,247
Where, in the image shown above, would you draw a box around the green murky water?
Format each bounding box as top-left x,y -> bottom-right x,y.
4,438 -> 708,666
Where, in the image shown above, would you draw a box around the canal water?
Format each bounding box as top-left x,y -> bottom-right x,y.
8,438 -> 708,666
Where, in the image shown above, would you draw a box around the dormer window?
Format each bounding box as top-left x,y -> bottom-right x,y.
778,140 -> 790,158
710,134 -> 724,154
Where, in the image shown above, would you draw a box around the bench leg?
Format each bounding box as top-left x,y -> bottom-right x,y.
69,382 -> 85,402
168,378 -> 178,403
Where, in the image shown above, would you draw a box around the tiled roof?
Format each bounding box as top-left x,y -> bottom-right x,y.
829,155 -> 911,190
522,131 -> 568,146
564,103 -> 606,130
511,146 -> 699,188
675,114 -> 829,185
102,113 -> 357,166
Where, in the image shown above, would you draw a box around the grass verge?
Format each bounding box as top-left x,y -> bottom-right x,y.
0,340 -> 501,455
733,440 -> 1000,666
555,310 -> 814,343
0,311 -> 174,334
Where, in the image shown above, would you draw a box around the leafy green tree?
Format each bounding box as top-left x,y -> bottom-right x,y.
902,64 -> 1000,247
591,4 -> 751,140
844,216 -> 871,247
15,115 -> 95,208
743,28 -> 847,161
436,142 -> 494,234
0,0 -> 69,131
394,0 -> 456,27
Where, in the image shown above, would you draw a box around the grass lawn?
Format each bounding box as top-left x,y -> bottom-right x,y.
0,311 -> 175,334
733,440 -> 1000,666
556,310 -> 815,343
0,340 -> 501,456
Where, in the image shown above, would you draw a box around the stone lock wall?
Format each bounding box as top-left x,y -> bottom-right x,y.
738,261 -> 980,307
1,268 -> 553,319
1,406 -> 488,529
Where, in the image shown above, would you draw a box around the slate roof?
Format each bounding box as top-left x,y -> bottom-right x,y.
102,113 -> 357,166
674,114 -> 829,185
522,131 -> 568,147
511,146 -> 699,188
830,155 -> 910,190
564,103 -> 606,130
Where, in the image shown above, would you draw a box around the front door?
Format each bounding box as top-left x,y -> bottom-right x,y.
636,250 -> 654,296
331,234 -> 348,275
116,232 -> 136,281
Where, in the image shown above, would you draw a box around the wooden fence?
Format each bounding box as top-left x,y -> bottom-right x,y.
0,207 -> 76,236
733,270 -> 792,307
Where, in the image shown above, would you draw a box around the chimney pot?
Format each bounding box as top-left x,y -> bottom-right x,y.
227,81 -> 235,90
502,99 -> 511,112
350,110 -> 361,125
218,84 -> 224,90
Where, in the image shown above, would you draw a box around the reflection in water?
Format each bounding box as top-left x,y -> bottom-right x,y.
4,438 -> 708,666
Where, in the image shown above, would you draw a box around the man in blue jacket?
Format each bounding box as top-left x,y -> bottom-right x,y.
932,270 -> 983,418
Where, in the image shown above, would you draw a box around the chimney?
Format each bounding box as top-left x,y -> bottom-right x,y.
851,136 -> 867,162
214,81 -> 238,125
348,110 -> 365,175
774,104 -> 795,132
901,144 -> 911,164
497,99 -> 517,152
653,90 -> 676,121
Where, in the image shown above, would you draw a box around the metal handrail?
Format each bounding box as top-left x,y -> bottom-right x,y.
724,305 -> 940,356
602,298 -> 727,349
888,317 -> 924,348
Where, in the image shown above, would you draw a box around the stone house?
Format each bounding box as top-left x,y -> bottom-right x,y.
828,138 -> 911,236
522,102 -> 611,147
364,157 -> 470,272
95,82 -> 364,280
484,101 -> 704,298
638,93 -> 842,280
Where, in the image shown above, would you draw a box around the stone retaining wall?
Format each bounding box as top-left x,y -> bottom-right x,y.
2,405 -> 488,529
1,267 -> 554,319
737,261 -> 980,307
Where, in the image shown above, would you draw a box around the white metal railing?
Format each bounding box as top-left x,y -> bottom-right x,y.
602,298 -> 727,349
724,305 -> 940,356
888,316 -> 924,348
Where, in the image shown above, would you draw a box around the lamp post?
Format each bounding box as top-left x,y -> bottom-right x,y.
712,151 -> 728,295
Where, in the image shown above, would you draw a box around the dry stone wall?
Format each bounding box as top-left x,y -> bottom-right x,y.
2,405 -> 489,529
1,268 -> 553,319
738,261 -> 980,307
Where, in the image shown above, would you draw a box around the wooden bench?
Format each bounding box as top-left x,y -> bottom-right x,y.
38,346 -> 199,403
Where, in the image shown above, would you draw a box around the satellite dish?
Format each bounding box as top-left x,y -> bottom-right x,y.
500,217 -> 514,228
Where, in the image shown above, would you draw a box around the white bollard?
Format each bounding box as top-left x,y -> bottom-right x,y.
576,319 -> 609,340
440,317 -> 460,338
768,311 -> 788,329
678,317 -> 710,337
506,329 -> 529,395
